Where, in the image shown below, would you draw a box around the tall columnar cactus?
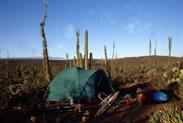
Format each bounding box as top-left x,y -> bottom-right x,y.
84,30 -> 88,69
65,53 -> 69,67
6,52 -> 10,78
76,29 -> 80,67
115,52 -> 118,72
149,38 -> 152,68
66,53 -> 69,60
112,41 -> 115,60
104,45 -> 108,66
40,23 -> 51,82
40,0 -> 51,82
168,37 -> 172,64
154,40 -> 157,65
41,25 -> 51,82
89,52 -> 93,69
115,52 -> 118,65
79,53 -> 83,68
73,56 -> 76,66
16,64 -> 21,78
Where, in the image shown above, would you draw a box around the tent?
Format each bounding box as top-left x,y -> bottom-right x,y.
44,67 -> 115,102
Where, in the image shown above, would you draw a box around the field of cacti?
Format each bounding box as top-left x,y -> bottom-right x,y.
0,3 -> 182,123
1,0 -> 183,122
0,27 -> 183,123
0,54 -> 183,122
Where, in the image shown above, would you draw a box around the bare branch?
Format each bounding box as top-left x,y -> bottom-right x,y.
41,0 -> 48,26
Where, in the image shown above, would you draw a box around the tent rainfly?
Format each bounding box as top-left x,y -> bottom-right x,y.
44,67 -> 115,102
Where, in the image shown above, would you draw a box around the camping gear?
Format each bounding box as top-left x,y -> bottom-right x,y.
152,91 -> 170,102
136,88 -> 144,94
137,93 -> 146,105
95,91 -> 120,117
118,94 -> 133,107
44,67 -> 115,102
123,95 -> 132,107
136,87 -> 146,105
107,94 -> 137,114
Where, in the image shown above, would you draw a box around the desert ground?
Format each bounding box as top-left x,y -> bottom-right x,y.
0,56 -> 183,123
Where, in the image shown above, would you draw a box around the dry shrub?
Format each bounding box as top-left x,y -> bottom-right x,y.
149,105 -> 183,123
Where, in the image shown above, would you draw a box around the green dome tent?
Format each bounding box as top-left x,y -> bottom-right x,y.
44,67 -> 115,102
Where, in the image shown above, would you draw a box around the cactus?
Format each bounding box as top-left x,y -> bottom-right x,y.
73,56 -> 76,66
168,37 -> 172,64
65,53 -> 69,67
39,0 -> 51,82
84,30 -> 88,69
79,53 -> 83,68
16,64 -> 21,78
149,38 -> 152,68
154,40 -> 157,65
89,52 -> 93,69
76,29 -> 80,67
115,52 -> 118,64
104,45 -> 108,66
66,53 -> 69,60
6,52 -> 10,78
163,67 -> 183,87
115,52 -> 119,72
112,41 -> 115,60
40,24 -> 51,82
149,106 -> 183,123
111,41 -> 115,72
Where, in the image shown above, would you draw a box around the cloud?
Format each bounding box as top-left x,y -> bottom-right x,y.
125,18 -> 153,35
125,19 -> 140,34
97,9 -> 115,25
64,24 -> 75,39
144,22 -> 157,38
126,23 -> 135,34
144,23 -> 152,32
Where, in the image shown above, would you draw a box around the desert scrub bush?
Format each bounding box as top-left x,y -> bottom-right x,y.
8,83 -> 22,96
0,66 -> 47,109
0,81 -> 23,109
163,67 -> 183,87
149,105 -> 183,123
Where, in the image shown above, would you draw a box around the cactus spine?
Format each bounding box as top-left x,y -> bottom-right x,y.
76,29 -> 80,67
84,30 -> 88,69
168,37 -> 172,64
89,52 -> 93,69
104,45 -> 108,66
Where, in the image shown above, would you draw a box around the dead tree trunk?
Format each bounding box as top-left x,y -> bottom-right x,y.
40,0 -> 51,82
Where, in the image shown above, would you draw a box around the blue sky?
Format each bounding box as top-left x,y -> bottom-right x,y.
0,0 -> 183,59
